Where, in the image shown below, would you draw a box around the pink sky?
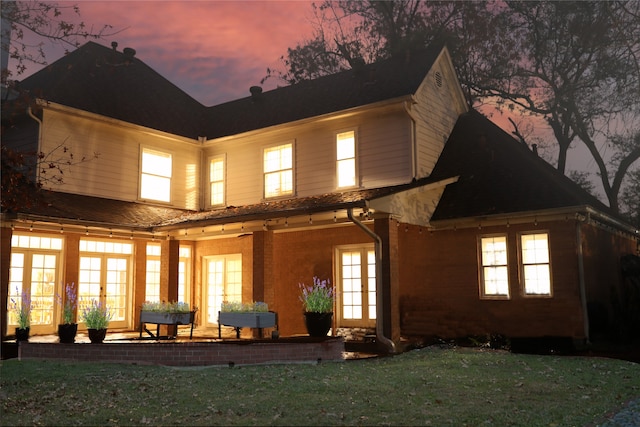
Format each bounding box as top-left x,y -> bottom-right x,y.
12,1 -> 317,106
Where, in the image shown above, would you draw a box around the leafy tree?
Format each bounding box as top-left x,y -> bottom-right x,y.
267,1 -> 640,214
1,0 -> 116,81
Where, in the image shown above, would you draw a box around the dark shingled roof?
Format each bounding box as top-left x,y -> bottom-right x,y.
17,42 -> 205,139
430,110 -> 613,221
15,41 -> 443,140
201,44 -> 443,139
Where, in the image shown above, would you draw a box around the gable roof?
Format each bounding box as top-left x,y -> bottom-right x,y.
15,41 -> 444,140
201,44 -> 444,139
15,42 -> 205,139
430,110 -> 614,221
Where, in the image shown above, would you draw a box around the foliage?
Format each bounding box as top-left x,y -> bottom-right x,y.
268,0 -> 640,214
55,282 -> 77,324
1,348 -> 639,426
141,301 -> 194,314
79,299 -> 112,329
1,1 -> 116,81
9,287 -> 31,329
220,301 -> 268,313
299,276 -> 334,313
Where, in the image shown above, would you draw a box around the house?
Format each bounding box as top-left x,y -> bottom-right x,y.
1,41 -> 637,351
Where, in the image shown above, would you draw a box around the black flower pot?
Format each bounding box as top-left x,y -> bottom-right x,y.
88,328 -> 107,344
303,312 -> 333,337
58,323 -> 78,343
15,327 -> 30,342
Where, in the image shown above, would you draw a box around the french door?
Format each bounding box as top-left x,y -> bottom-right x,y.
336,245 -> 376,328
203,254 -> 242,326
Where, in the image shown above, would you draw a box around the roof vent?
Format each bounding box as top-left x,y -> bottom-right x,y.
111,41 -> 118,51
123,47 -> 136,58
250,85 -> 263,101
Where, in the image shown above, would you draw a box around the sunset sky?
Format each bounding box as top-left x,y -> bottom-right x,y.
8,0 -> 604,192
11,0 -> 317,106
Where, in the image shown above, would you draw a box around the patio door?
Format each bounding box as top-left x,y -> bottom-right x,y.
203,254 -> 242,326
336,245 -> 376,328
78,239 -> 132,329
7,234 -> 63,335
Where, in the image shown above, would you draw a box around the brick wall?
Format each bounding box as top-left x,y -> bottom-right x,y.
18,337 -> 345,366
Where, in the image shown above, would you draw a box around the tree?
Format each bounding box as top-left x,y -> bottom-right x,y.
267,1 -> 640,214
1,0 -> 116,82
1,1 -> 109,211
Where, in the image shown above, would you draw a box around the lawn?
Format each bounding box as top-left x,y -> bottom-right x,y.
1,346 -> 638,426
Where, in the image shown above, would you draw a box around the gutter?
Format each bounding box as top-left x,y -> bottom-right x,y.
347,208 -> 397,353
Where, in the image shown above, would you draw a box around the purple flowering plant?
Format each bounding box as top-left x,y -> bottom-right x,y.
299,276 -> 334,313
9,286 -> 31,329
56,282 -> 78,324
80,299 -> 112,329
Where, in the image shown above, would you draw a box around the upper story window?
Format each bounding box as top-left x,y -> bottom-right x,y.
140,148 -> 172,202
336,130 -> 357,188
520,232 -> 552,296
209,156 -> 225,206
264,142 -> 293,198
479,235 -> 509,298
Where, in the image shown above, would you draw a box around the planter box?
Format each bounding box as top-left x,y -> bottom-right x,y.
218,311 -> 278,338
139,311 -> 196,340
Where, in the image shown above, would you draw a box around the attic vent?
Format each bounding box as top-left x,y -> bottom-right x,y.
250,85 -> 263,101
434,71 -> 443,88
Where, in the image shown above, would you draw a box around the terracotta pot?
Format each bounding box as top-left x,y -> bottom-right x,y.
88,328 -> 107,344
303,312 -> 333,337
58,323 -> 78,343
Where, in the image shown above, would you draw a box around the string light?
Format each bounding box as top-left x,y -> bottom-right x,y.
309,215 -> 313,225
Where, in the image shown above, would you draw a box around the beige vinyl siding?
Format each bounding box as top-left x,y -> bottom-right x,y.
39,109 -> 200,210
205,108 -> 413,207
412,49 -> 468,179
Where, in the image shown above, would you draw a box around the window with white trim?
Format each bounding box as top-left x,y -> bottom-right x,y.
336,245 -> 376,327
145,244 -> 161,302
140,148 -> 172,202
209,156 -> 225,206
479,235 -> 510,298
178,246 -> 191,303
520,233 -> 552,296
336,130 -> 356,188
263,143 -> 293,198
8,235 -> 63,334
203,254 -> 242,325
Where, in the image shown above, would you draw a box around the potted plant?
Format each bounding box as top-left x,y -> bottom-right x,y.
80,299 -> 112,343
299,276 -> 334,337
9,287 -> 31,342
140,301 -> 197,339
218,301 -> 277,338
56,282 -> 78,343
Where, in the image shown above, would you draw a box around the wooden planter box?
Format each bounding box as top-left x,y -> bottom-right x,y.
218,311 -> 278,338
139,311 -> 196,340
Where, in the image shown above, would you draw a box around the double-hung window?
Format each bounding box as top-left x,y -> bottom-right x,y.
209,156 -> 225,206
520,233 -> 552,296
336,130 -> 356,188
479,235 -> 510,298
264,143 -> 293,198
140,148 -> 172,202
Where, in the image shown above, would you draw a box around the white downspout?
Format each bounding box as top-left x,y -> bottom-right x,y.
347,208 -> 397,353
27,106 -> 44,181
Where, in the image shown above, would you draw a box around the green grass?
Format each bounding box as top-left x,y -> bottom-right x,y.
1,347 -> 638,426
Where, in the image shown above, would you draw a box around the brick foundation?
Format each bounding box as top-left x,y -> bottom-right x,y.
17,337 -> 345,366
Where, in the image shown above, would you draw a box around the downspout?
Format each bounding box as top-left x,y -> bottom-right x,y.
347,208 -> 396,353
27,106 -> 44,182
403,99 -> 418,179
576,216 -> 590,344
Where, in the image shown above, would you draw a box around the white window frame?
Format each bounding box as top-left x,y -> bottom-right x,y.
479,235 -> 510,299
209,155 -> 226,207
263,142 -> 294,198
203,254 -> 242,326
519,232 -> 553,297
145,243 -> 161,303
140,147 -> 172,203
336,130 -> 357,189
8,234 -> 64,335
336,244 -> 376,327
178,246 -> 192,304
